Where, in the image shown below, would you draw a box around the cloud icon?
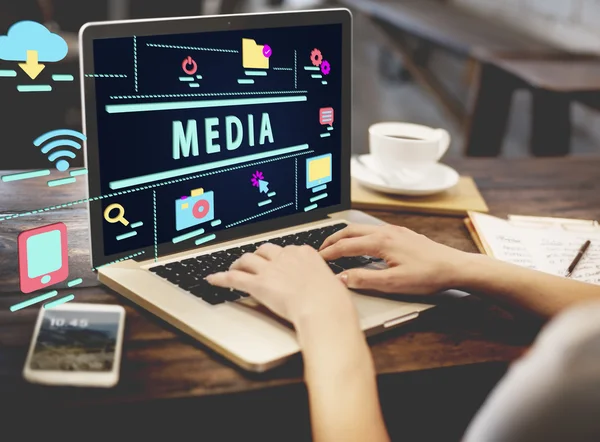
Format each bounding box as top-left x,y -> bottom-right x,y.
0,21 -> 68,62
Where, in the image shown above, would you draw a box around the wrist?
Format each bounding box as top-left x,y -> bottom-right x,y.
448,252 -> 493,290
293,289 -> 357,335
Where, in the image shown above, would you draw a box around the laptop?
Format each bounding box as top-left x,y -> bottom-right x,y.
79,8 -> 434,372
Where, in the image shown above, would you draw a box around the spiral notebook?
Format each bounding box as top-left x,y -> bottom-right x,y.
465,212 -> 600,285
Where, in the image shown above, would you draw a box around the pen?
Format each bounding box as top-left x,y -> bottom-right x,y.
565,240 -> 591,278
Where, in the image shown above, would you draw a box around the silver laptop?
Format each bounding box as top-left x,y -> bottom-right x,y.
79,8 -> 434,372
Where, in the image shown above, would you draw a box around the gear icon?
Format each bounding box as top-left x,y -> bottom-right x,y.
310,48 -> 323,67
320,60 -> 331,75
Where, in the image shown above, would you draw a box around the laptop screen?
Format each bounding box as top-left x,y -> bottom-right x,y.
88,21 -> 344,263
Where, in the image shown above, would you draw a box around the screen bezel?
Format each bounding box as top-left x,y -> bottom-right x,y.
79,9 -> 353,268
23,303 -> 125,387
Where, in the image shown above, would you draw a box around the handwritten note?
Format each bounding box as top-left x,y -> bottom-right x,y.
470,212 -> 600,285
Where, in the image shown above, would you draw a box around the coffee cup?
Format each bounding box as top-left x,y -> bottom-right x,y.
368,122 -> 450,184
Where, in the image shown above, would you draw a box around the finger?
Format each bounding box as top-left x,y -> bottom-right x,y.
255,243 -> 283,261
338,268 -> 401,293
319,235 -> 380,261
206,270 -> 257,293
320,224 -> 381,251
230,253 -> 268,274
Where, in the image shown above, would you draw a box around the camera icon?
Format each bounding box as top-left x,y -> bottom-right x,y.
175,189 -> 215,231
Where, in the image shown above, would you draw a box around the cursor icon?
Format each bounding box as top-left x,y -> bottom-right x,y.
258,180 -> 269,193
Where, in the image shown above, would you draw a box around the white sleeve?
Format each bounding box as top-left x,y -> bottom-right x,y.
463,302 -> 600,442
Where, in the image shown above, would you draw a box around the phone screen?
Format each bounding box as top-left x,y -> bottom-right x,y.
29,309 -> 121,372
26,230 -> 63,278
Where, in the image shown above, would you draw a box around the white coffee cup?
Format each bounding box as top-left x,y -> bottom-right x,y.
369,122 -> 450,183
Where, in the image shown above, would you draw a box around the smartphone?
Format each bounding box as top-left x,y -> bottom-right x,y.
23,303 -> 125,388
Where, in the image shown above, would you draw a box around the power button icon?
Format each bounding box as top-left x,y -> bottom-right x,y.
182,56 -> 198,75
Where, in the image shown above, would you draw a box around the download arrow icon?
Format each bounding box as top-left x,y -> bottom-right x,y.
19,50 -> 45,79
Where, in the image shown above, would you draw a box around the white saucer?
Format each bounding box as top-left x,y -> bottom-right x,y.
351,154 -> 459,196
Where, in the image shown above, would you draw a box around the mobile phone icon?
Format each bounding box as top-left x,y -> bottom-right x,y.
18,223 -> 69,293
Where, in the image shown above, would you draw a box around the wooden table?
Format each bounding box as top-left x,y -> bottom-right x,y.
2,158 -> 600,440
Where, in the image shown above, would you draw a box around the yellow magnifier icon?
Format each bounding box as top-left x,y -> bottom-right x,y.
103,203 -> 129,226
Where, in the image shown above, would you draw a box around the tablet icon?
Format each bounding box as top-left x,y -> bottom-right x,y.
104,203 -> 129,226
18,223 -> 69,293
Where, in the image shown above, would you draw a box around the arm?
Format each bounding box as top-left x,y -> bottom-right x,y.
297,303 -> 389,442
319,224 -> 600,319
207,244 -> 389,442
457,254 -> 600,318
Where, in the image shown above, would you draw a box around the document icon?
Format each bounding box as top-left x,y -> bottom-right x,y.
242,38 -> 269,69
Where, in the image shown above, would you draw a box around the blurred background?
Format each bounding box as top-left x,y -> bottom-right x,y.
2,0 -> 600,169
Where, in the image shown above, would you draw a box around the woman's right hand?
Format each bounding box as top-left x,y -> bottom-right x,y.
319,224 -> 475,295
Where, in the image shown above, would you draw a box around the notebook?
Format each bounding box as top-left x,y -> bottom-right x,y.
351,177 -> 489,216
466,211 -> 600,285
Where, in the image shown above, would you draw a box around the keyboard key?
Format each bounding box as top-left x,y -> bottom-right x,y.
332,256 -> 372,270
220,289 -> 241,302
240,244 -> 257,253
225,247 -> 243,256
328,262 -> 344,274
189,284 -> 226,305
269,237 -> 285,246
177,276 -> 203,291
203,295 -> 226,305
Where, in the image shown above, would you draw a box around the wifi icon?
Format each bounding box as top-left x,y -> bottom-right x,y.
34,129 -> 87,172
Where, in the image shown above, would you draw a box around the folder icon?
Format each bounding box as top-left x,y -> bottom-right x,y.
242,38 -> 269,69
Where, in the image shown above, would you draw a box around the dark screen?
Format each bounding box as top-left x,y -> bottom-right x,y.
91,24 -> 342,257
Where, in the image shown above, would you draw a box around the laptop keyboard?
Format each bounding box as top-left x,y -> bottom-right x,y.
149,223 -> 380,305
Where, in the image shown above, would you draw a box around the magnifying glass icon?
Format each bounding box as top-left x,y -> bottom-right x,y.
103,203 -> 129,226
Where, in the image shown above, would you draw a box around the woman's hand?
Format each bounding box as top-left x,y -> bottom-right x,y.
319,223 -> 474,295
206,243 -> 355,326
209,242 -> 389,442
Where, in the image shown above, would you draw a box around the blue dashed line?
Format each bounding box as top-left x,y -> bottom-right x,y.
84,74 -> 127,78
273,67 -> 292,71
295,158 -> 298,211
147,42 -> 238,53
0,151 -> 314,222
93,251 -> 145,270
133,36 -> 138,92
109,90 -> 307,100
294,50 -> 297,89
226,203 -> 293,228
